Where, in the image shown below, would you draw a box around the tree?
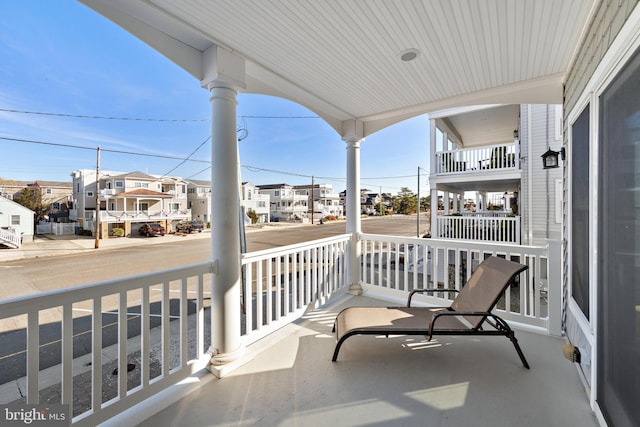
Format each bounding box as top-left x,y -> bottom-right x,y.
247,209 -> 259,224
392,187 -> 418,214
13,187 -> 48,223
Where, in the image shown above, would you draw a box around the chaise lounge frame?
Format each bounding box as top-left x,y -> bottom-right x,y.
332,256 -> 530,368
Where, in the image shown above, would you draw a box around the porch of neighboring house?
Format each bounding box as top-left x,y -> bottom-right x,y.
431,142 -> 522,244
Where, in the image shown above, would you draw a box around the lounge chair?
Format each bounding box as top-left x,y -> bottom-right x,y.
332,256 -> 530,368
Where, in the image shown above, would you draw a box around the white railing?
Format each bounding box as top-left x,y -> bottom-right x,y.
434,215 -> 521,244
0,263 -> 212,426
0,228 -> 20,248
0,235 -> 349,426
0,231 -> 560,426
241,234 -> 349,345
98,210 -> 191,222
359,234 -> 560,335
434,142 -> 519,174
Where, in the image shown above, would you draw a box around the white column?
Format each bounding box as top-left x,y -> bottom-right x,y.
207,81 -> 245,363
430,189 -> 438,237
345,138 -> 363,294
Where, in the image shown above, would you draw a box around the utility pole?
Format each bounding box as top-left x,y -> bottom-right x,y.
379,186 -> 383,216
94,146 -> 101,249
310,175 -> 315,224
416,166 -> 420,237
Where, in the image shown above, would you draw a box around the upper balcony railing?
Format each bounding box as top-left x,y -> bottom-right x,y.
0,233 -> 555,426
434,214 -> 521,244
98,209 -> 191,222
434,142 -> 520,175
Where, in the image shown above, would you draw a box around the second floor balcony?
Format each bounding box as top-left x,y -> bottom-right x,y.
434,142 -> 520,176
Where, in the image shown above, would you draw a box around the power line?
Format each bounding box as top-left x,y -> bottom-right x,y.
0,136 -> 209,163
2,136 -> 426,191
0,108 -> 208,123
0,108 -> 321,122
158,136 -> 210,178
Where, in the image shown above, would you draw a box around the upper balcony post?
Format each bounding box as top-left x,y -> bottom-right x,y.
202,45 -> 246,368
343,119 -> 364,295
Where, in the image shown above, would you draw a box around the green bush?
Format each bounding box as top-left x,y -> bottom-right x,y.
78,229 -> 93,237
111,228 -> 125,237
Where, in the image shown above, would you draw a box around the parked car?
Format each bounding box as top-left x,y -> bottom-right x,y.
176,220 -> 204,234
139,223 -> 165,237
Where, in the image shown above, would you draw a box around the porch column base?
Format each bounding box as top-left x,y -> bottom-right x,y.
208,344 -> 249,378
348,283 -> 364,295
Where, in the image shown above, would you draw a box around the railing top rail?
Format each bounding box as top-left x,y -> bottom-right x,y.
360,233 -> 546,255
242,233 -> 350,263
0,262 -> 211,319
436,141 -> 516,154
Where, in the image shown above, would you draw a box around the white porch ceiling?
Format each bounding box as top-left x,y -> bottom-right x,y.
79,0 -> 596,137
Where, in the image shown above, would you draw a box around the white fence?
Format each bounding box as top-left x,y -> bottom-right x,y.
36,222 -> 79,235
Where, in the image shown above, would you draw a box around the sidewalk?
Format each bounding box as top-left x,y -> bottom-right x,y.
0,231 -> 213,263
0,221 -> 316,263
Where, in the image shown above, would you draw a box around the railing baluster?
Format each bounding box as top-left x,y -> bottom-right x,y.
275,256 -> 282,320
142,286 -> 150,388
266,260 -> 272,325
161,281 -> 170,378
245,262 -> 254,334
27,311 -> 39,404
180,278 -> 188,368
255,261 -> 263,330
197,273 -> 204,355
62,303 -> 72,405
92,297 -> 102,412
118,291 -> 127,398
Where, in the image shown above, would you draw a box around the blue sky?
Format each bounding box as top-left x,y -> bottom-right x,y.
0,1 -> 429,194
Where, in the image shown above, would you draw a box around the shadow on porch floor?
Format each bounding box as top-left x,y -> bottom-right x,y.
138,293 -> 597,427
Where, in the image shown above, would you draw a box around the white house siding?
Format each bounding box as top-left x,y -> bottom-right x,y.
562,0 -> 640,419
521,105 -> 563,246
0,196 -> 35,243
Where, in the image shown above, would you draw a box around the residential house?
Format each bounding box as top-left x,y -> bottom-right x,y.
429,104 -> 563,246
186,179 -> 212,223
257,183 -> 308,222
6,2 -> 639,425
0,179 -> 73,222
70,169 -> 191,237
0,195 -> 34,246
293,183 -> 343,220
241,182 -> 270,224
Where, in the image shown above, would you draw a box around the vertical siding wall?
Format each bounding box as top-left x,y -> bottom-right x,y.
565,0 -> 639,114
520,105 -> 563,246
562,0 -> 639,390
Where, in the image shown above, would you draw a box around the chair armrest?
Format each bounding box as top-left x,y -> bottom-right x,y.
407,288 -> 459,307
426,310 -> 491,339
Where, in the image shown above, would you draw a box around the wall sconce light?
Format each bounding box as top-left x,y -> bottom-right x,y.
513,129 -> 519,139
541,147 -> 566,169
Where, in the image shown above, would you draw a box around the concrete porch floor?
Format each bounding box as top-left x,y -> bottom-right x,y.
138,293 -> 598,427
